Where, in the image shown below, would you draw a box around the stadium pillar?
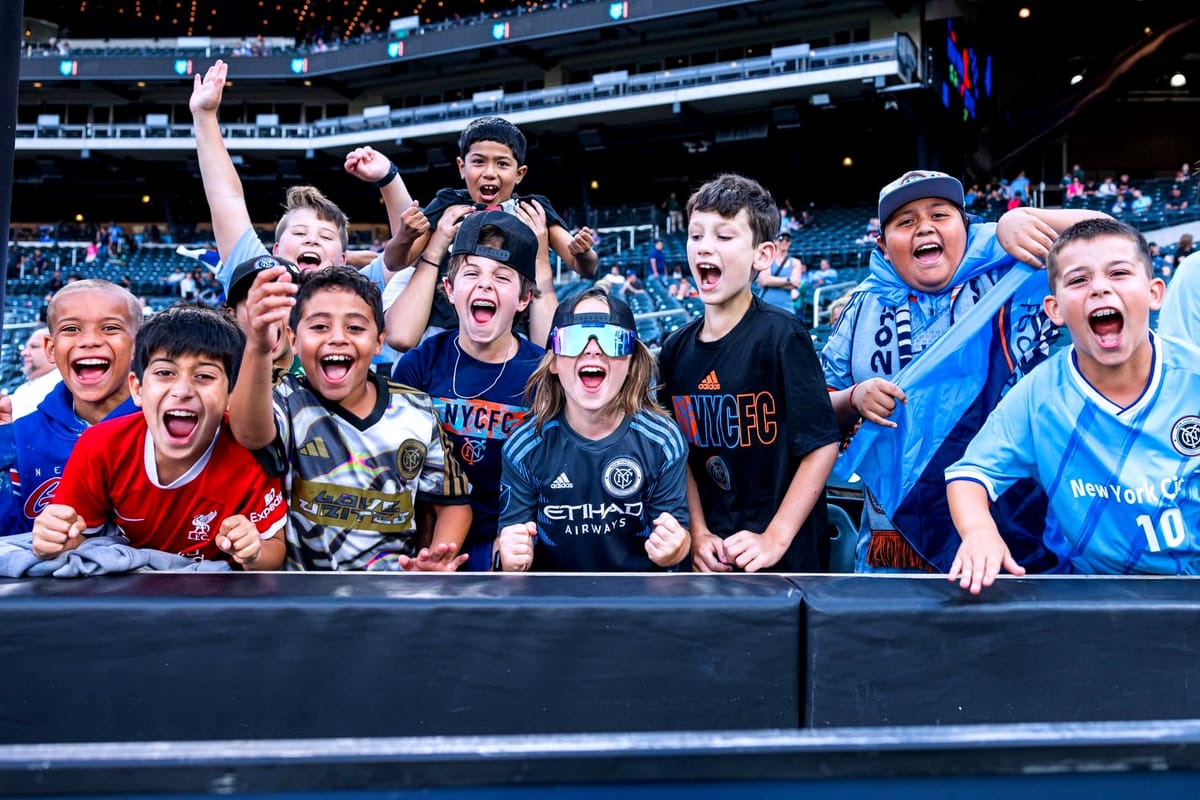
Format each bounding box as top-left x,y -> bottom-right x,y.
0,0 -> 24,325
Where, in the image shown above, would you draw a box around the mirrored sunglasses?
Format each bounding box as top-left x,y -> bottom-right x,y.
550,323 -> 636,358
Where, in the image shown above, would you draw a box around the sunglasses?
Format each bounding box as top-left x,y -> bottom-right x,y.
550,323 -> 636,358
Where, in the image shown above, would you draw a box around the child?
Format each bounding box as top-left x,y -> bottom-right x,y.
224,254 -> 303,378
657,174 -> 840,573
495,289 -> 690,572
189,60 -> 418,297
0,280 -> 143,535
229,265 -> 473,571
30,305 -> 287,569
392,210 -> 545,572
946,218 -> 1200,592
821,169 -> 1108,573
384,116 -> 598,352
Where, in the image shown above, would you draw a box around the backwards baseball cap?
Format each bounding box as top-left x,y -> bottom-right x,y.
877,169 -> 965,224
549,293 -> 638,357
777,229 -> 793,240
450,209 -> 538,281
226,255 -> 301,308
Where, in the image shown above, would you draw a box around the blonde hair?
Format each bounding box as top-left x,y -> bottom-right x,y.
275,185 -> 350,253
524,289 -> 666,432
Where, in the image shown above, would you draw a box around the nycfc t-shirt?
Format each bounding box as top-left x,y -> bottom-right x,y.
393,330 -> 544,570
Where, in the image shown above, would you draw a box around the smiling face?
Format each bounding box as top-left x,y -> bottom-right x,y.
457,140 -> 526,206
1044,234 -> 1164,381
130,351 -> 230,484
444,255 -> 531,358
273,208 -> 346,271
549,296 -> 632,428
291,287 -> 383,416
47,288 -> 138,424
21,330 -> 52,379
686,208 -> 774,308
878,197 -> 968,294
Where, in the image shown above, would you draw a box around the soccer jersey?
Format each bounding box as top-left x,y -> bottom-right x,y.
946,333 -> 1200,574
392,330 -> 544,571
658,297 -> 840,572
54,413 -> 286,561
266,371 -> 471,571
500,410 -> 690,572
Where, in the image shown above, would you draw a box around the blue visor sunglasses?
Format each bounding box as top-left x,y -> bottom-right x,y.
550,322 -> 637,357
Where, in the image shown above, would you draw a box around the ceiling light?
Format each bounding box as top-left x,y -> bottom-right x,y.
1017,7 -> 1031,19
1070,74 -> 1083,86
1170,72 -> 1187,88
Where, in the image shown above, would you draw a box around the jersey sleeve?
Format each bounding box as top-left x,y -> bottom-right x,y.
234,455 -> 287,540
781,327 -> 841,457
525,193 -> 568,231
391,341 -> 430,390
944,377 -> 1038,500
645,419 -> 690,530
498,429 -> 539,529
415,411 -> 472,505
52,427 -> 111,535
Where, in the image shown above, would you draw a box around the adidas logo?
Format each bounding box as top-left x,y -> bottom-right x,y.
697,370 -> 721,391
299,437 -> 330,458
550,472 -> 574,489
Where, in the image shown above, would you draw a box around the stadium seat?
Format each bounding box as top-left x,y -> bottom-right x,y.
827,503 -> 858,574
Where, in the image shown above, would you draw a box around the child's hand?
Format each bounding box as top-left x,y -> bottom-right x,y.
31,504 -> 85,559
691,529 -> 732,573
948,529 -> 1025,595
430,204 -> 475,250
996,207 -> 1058,267
244,266 -> 297,353
496,521 -> 537,571
567,226 -> 595,257
724,529 -> 786,573
397,201 -> 429,245
851,377 -> 907,428
343,146 -> 392,184
398,542 -> 468,572
216,515 -> 261,566
645,512 -> 689,567
515,199 -> 550,251
189,60 -> 228,116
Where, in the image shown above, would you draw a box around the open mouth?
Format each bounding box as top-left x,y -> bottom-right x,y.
72,357 -> 111,386
578,364 -> 607,391
470,298 -> 497,324
696,264 -> 722,291
1089,307 -> 1124,349
477,184 -> 501,204
163,410 -> 199,441
296,250 -> 322,269
320,353 -> 353,383
913,242 -> 944,264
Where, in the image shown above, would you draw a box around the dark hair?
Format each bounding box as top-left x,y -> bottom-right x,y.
1046,217 -> 1153,289
133,303 -> 246,389
290,266 -> 385,334
458,116 -> 526,164
686,173 -> 780,247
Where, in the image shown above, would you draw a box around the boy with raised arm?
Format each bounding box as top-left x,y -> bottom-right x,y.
947,218 -> 1200,593
31,306 -> 286,568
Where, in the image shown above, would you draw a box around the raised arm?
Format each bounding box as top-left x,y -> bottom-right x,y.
228,267 -> 296,449
383,204 -> 472,351
548,224 -> 598,279
188,60 -> 254,264
343,146 -> 417,276
996,206 -> 1111,267
515,199 -> 557,348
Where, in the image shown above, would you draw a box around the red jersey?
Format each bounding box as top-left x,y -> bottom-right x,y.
55,413 -> 286,562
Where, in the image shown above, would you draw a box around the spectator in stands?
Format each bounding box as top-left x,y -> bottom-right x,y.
0,281 -> 142,535
623,270 -> 646,295
392,212 -> 543,572
598,264 -> 627,295
1175,233 -> 1196,264
663,192 -> 684,235
496,289 -> 689,572
1164,185 -> 1190,213
30,306 -> 287,569
1009,170 -> 1031,202
809,257 -> 839,286
756,230 -> 802,313
229,266 -> 471,571
189,60 -> 415,299
179,268 -> 199,301
1110,195 -> 1129,216
1175,162 -> 1193,183
648,238 -> 666,279
947,218 -> 1200,592
858,216 -> 882,245
797,208 -> 819,230
383,115 -> 596,353
821,169 -> 1108,574
1066,176 -> 1086,201
1148,241 -> 1168,275
827,290 -> 853,327
1096,176 -> 1118,197
3,328 -> 62,421
1130,187 -> 1152,215
658,174 -> 839,572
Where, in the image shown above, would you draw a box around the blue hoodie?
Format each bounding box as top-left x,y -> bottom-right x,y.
0,382 -> 139,535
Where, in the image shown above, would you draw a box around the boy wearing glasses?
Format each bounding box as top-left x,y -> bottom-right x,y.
657,174 -> 840,573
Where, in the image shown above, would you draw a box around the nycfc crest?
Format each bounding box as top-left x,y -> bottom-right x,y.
602,457 -> 644,498
705,455 -> 731,491
1170,416 -> 1200,458
397,439 -> 427,480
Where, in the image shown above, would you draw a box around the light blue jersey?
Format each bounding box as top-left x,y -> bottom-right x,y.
947,333 -> 1200,574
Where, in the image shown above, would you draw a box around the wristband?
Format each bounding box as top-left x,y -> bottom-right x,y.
418,254 -> 440,268
848,382 -> 860,412
373,162 -> 400,189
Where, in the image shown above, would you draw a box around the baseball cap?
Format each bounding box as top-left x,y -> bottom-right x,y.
225,255 -> 301,308
549,293 -> 638,357
450,209 -> 538,281
777,230 -> 793,240
877,170 -> 965,224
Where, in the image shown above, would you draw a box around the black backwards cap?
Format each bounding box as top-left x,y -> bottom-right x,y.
225,255 -> 301,307
450,209 -> 538,281
551,292 -> 637,334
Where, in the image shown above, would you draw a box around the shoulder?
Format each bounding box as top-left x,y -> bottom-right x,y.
630,410 -> 686,452
504,417 -> 546,460
659,318 -> 701,361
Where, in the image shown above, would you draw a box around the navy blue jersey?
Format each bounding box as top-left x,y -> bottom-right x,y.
393,330 -> 544,570
500,410 -> 690,572
658,297 -> 840,572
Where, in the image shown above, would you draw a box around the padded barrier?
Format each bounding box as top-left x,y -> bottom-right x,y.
799,575 -> 1200,727
0,573 -> 802,744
